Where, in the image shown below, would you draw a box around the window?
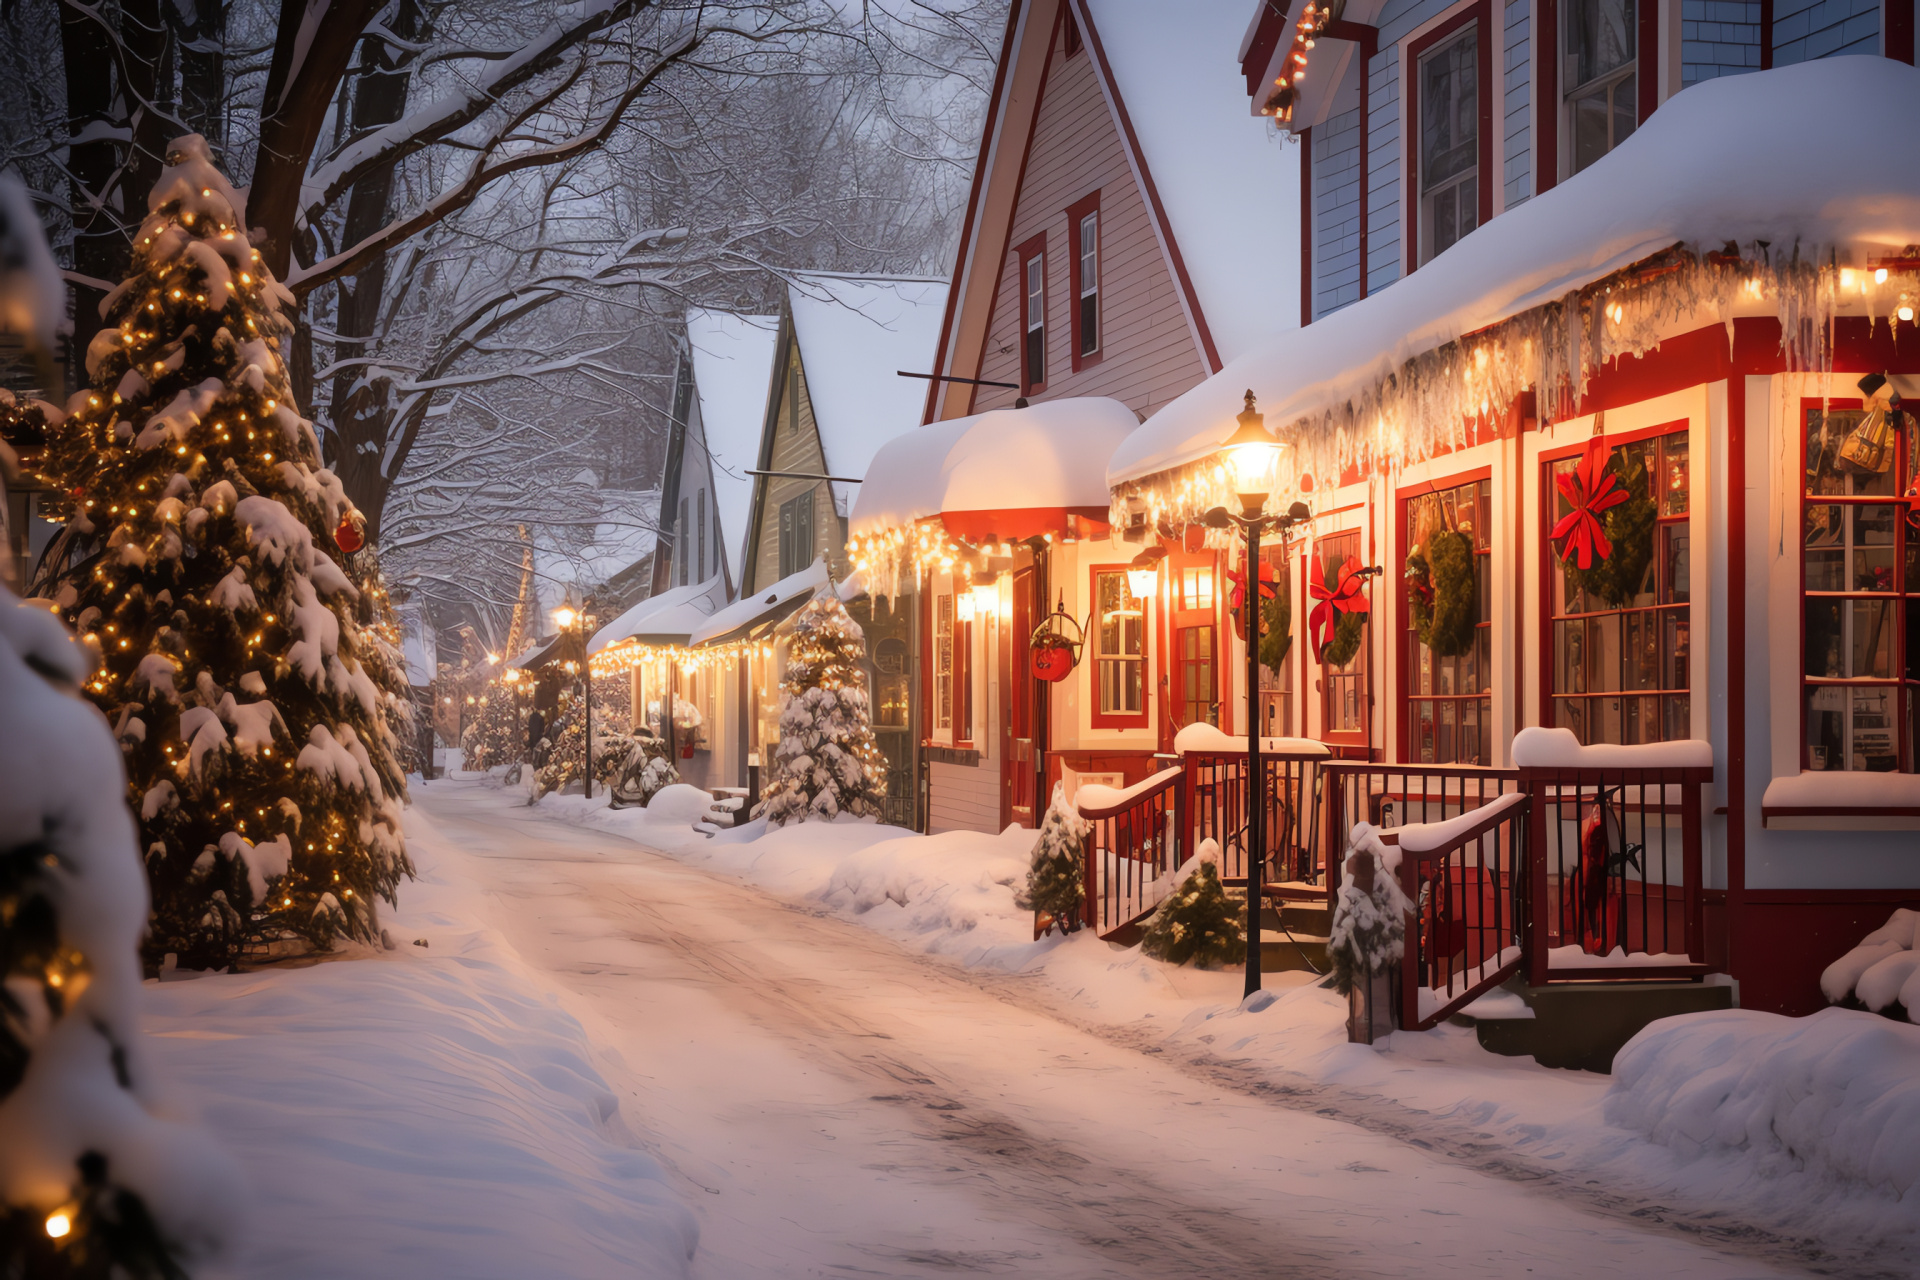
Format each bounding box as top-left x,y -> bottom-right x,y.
1017,234 -> 1047,393
1404,479 -> 1492,765
1802,398 -> 1920,773
683,495 -> 698,587
1547,427 -> 1690,744
1092,568 -> 1147,726
1318,531 -> 1369,739
1171,560 -> 1217,730
696,488 -> 707,581
1419,27 -> 1479,262
1258,547 -> 1293,738
1564,0 -> 1636,175
778,490 -> 813,579
935,594 -> 954,733
1067,194 -> 1101,368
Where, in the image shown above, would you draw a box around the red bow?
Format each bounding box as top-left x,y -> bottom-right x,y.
1225,555 -> 1278,616
1551,436 -> 1628,569
1308,553 -> 1370,662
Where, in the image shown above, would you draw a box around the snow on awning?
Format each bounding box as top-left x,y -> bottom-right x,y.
1108,60 -> 1920,520
587,575 -> 727,654
848,396 -> 1138,597
687,559 -> 829,648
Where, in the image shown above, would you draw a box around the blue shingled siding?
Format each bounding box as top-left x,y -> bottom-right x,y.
1503,0 -> 1532,207
1684,0 -> 1764,84
1367,49 -> 1402,295
1773,0 -> 1880,64
1313,106 -> 1365,319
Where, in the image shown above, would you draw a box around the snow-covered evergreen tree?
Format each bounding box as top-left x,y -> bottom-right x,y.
1328,824 -> 1412,995
1140,840 -> 1246,967
1016,784 -> 1087,934
757,592 -> 887,827
20,136 -> 411,969
459,686 -> 524,772
0,596 -> 238,1277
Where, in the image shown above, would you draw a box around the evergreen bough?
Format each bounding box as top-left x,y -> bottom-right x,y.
1140,845 -> 1246,967
19,136 -> 412,969
1327,826 -> 1412,995
1016,784 -> 1087,934
758,592 -> 888,827
1408,527 -> 1478,657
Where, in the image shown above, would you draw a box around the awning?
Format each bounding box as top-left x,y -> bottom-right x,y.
588,575 -> 728,653
687,559 -> 829,648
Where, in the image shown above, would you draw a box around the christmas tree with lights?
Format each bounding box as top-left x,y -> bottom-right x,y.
757,591 -> 887,827
459,682 -> 524,772
1016,784 -> 1087,934
20,135 -> 411,970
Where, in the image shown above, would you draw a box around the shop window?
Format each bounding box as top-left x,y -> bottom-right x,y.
1419,26 -> 1478,262
1564,0 -> 1636,176
1802,397 -> 1920,772
1092,567 -> 1147,727
935,594 -> 954,733
1405,478 -> 1492,764
1258,546 -> 1293,737
1318,530 -> 1369,740
1017,234 -> 1047,394
1067,193 -> 1101,369
1546,427 -> 1690,744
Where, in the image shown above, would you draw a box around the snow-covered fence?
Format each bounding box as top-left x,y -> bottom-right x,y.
1179,743 -> 1326,888
1385,794 -> 1531,1029
1513,729 -> 1714,983
1319,761 -> 1523,898
1076,768 -> 1184,938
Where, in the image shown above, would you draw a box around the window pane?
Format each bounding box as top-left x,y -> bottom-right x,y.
1851,685 -> 1898,771
1612,73 -> 1637,149
1590,613 -> 1621,692
1080,293 -> 1097,356
1805,504 -> 1845,590
1566,0 -> 1635,84
1572,89 -> 1610,173
1806,598 -> 1844,677
1661,437 -> 1689,515
1421,34 -> 1477,189
1623,610 -> 1659,690
1662,608 -> 1689,690
1663,525 -> 1690,604
1853,505 -> 1896,590
1853,598 -> 1896,679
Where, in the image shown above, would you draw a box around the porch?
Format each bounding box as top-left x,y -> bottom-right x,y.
1064,728 -> 1722,1050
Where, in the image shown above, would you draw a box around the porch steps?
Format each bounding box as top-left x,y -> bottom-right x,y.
1460,977 -> 1735,1073
1259,900 -> 1330,974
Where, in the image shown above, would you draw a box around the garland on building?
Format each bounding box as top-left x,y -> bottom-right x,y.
1016,784 -> 1087,935
1139,841 -> 1246,968
1406,527 -> 1478,656
17,136 -> 410,969
1556,437 -> 1657,607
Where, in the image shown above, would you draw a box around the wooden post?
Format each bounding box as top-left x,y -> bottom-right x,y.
1525,768 -> 1551,986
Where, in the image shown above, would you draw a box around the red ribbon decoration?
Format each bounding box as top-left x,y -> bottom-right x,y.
1551,436 -> 1629,569
1225,554 -> 1278,616
1307,553 -> 1371,662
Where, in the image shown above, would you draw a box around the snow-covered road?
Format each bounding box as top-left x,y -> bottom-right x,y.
419,782 -> 1815,1280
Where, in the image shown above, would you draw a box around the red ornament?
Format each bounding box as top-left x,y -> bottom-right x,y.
1031,642 -> 1076,682
1551,436 -> 1629,569
334,512 -> 365,553
1307,552 -> 1371,663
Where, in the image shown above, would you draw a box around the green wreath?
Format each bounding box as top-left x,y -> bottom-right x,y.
1321,610 -> 1365,669
1408,528 -> 1478,657
1564,446 -> 1657,607
1259,583 -> 1292,677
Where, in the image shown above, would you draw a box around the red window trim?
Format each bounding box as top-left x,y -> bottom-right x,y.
1395,466 -> 1493,762
1064,5 -> 1082,55
1314,528 -> 1372,747
1089,563 -> 1150,729
1016,231 -> 1048,395
1535,419 -> 1691,745
1404,0 -> 1494,276
1065,191 -> 1102,373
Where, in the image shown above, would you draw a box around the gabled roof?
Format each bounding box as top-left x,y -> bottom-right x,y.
924,0 -> 1295,421
785,272 -> 949,512
588,574 -> 728,652
687,558 -> 830,648
686,309 -> 779,585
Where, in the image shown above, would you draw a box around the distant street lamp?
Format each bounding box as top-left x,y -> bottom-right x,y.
1210,392 -> 1310,1000
553,602 -> 598,797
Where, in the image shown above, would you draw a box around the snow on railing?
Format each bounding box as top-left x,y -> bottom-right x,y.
1077,767 -> 1184,938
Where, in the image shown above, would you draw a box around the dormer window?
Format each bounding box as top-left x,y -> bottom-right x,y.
1565,0 -> 1637,175
1419,27 -> 1479,262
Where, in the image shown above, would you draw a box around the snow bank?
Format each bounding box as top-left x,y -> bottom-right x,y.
1763,771 -> 1920,810
1608,1008 -> 1920,1200
1821,908 -> 1920,1015
1510,726 -> 1712,770
145,803 -> 699,1279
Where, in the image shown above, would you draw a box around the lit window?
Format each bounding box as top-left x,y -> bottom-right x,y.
935,595 -> 954,733
1405,479 -> 1492,765
1095,570 -> 1144,720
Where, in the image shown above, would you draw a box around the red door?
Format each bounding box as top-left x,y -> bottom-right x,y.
1004,565 -> 1042,827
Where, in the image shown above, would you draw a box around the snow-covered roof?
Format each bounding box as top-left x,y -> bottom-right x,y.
849,397 -> 1139,538
787,273 -> 949,511
1080,0 -> 1298,366
687,558 -> 830,648
686,309 -> 778,582
588,574 -> 728,652
1110,59 -> 1920,487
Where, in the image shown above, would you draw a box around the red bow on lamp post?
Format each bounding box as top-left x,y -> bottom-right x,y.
1551,436 -> 1628,569
1226,554 -> 1279,642
1307,553 -> 1370,662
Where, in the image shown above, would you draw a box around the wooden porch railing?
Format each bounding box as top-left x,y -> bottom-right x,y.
1319,762 -> 1522,896
1390,793 -> 1530,1030
1520,763 -> 1713,983
1077,767 -> 1184,938
1182,750 -> 1323,889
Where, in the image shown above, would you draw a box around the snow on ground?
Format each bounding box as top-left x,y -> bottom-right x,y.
141,799 -> 699,1280
533,784 -> 1920,1259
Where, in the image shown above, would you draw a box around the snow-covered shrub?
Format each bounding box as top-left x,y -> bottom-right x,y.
646,784 -> 718,826
1822,909 -> 1920,1020
1139,840 -> 1246,968
1327,823 -> 1412,995
23,136 -> 411,969
756,592 -> 887,828
605,735 -> 679,808
0,595 -> 239,1275
459,689 -> 523,773
1016,784 -> 1086,934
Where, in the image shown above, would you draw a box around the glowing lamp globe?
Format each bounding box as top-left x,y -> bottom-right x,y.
1223,390 -> 1283,514
1126,566 -> 1158,600
553,606 -> 578,631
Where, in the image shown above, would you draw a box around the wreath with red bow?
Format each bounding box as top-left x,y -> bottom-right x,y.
1553,436 -> 1656,607
1309,553 -> 1370,667
1227,553 -> 1293,674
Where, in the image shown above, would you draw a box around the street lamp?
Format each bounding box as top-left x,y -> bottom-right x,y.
1210,391 -> 1310,1000
553,601 -> 597,797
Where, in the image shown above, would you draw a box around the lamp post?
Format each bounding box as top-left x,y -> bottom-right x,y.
1212,391 -> 1311,1001
554,603 -> 597,798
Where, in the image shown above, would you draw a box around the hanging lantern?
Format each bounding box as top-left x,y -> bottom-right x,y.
1028,596 -> 1087,683
334,511 -> 366,553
